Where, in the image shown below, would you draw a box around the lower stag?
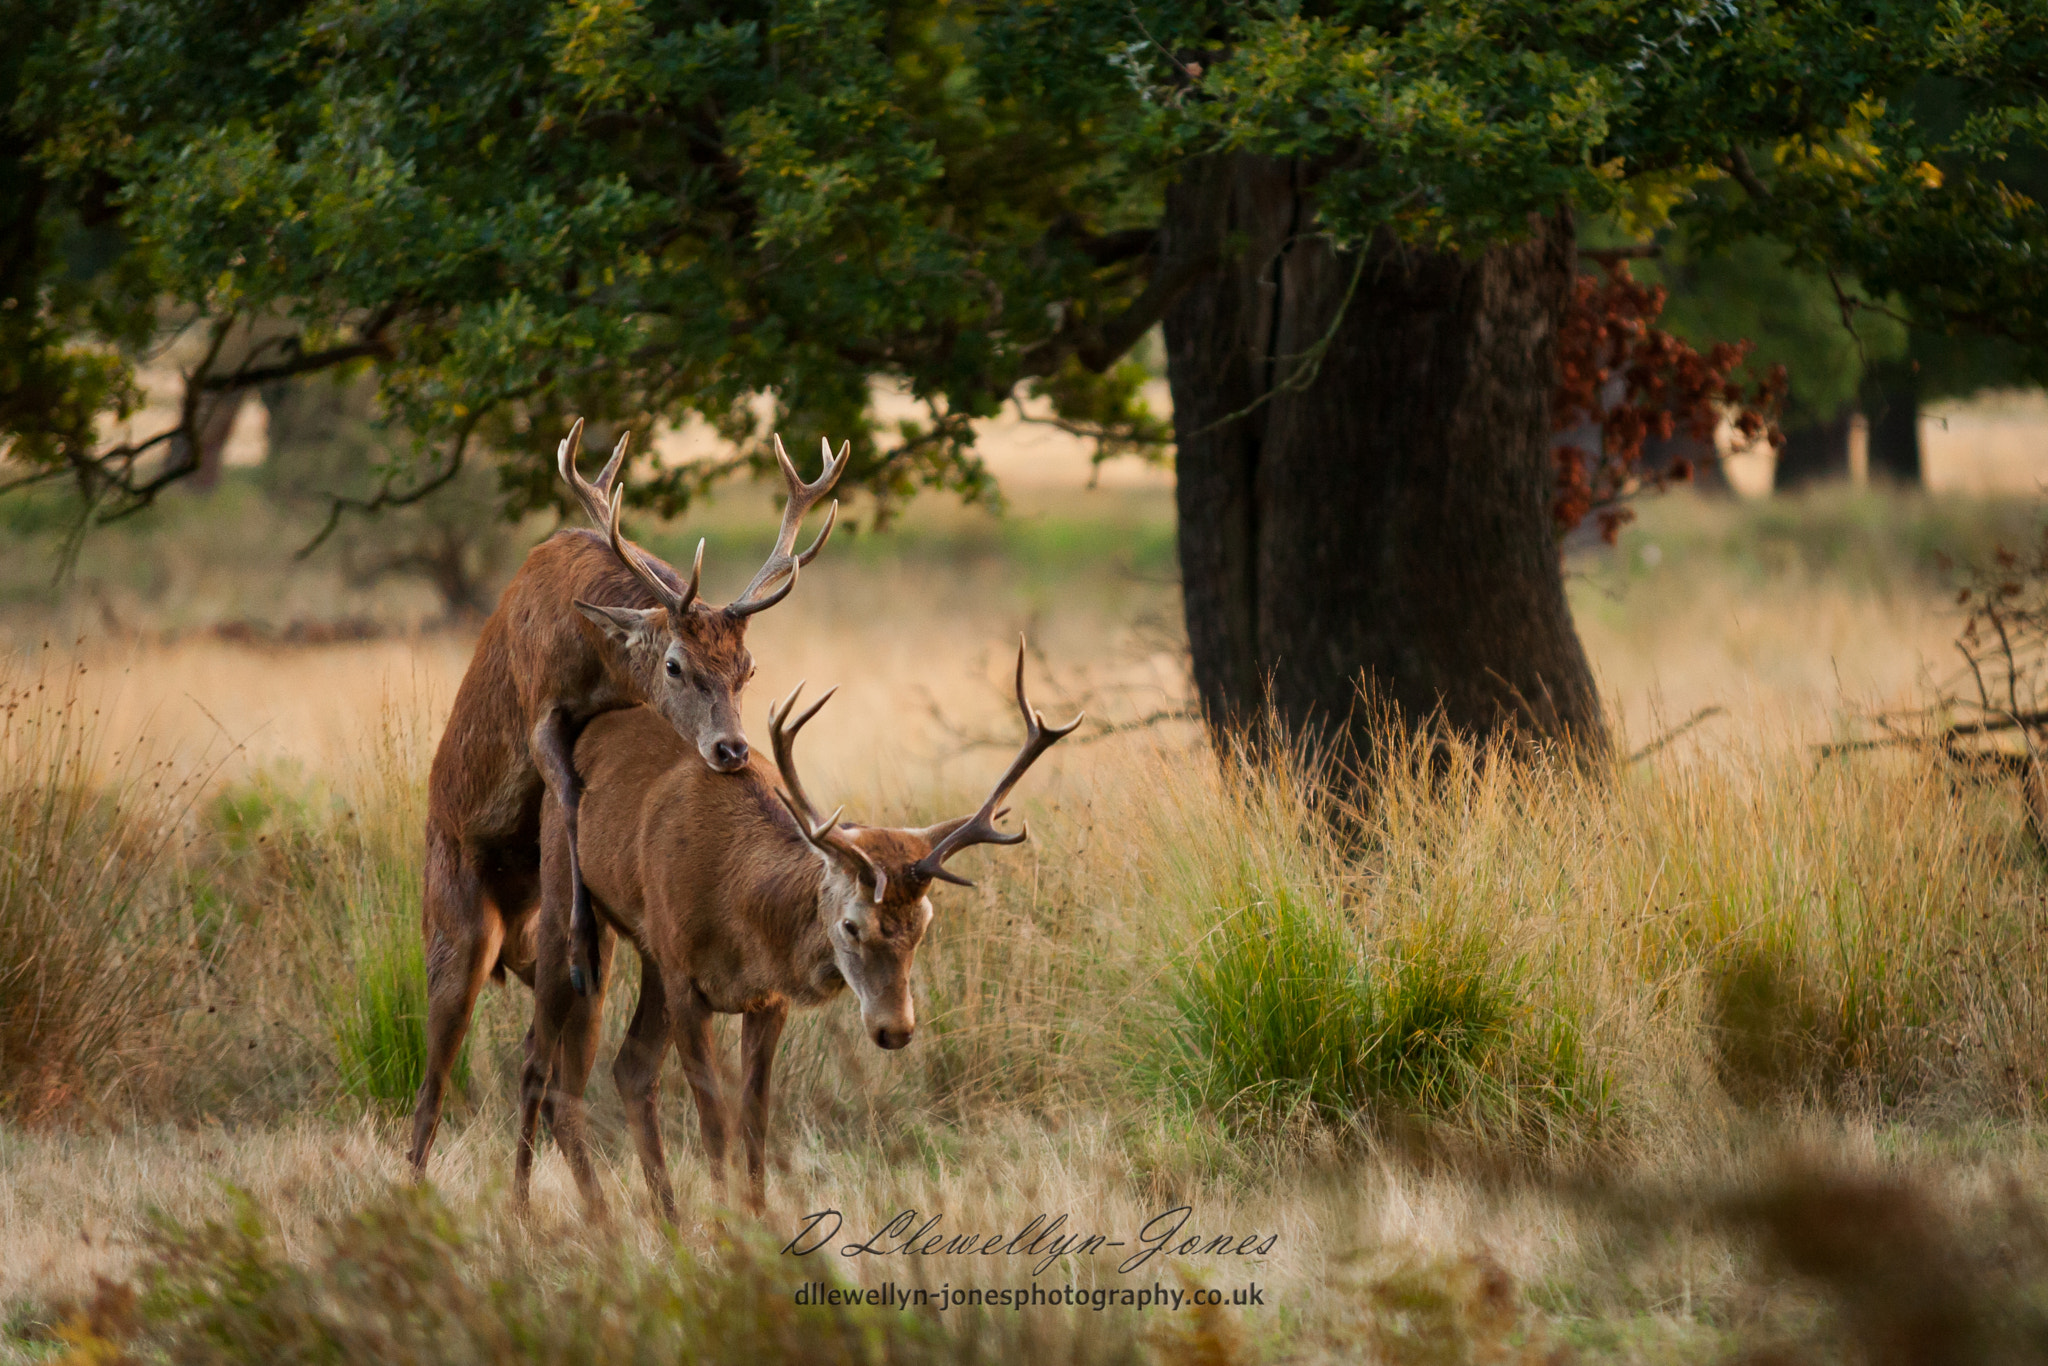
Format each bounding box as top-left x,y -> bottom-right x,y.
514,640 -> 1079,1218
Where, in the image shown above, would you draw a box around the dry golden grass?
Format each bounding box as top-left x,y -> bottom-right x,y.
7,480 -> 2048,1362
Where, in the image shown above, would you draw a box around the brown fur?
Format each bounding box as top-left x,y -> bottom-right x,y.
516,707 -> 962,1220
408,528 -> 763,1174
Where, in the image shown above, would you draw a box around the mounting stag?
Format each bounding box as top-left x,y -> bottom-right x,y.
514,640 -> 1080,1219
407,421 -> 848,1175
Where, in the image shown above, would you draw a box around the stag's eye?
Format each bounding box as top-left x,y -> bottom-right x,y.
664,658 -> 682,678
840,919 -> 858,940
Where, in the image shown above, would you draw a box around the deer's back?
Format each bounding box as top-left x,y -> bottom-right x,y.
572,707 -> 829,1012
428,529 -> 672,855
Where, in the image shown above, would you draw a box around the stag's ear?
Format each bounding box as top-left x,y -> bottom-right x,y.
574,599 -> 664,648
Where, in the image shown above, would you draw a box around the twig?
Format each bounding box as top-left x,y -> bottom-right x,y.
1580,245 -> 1661,264
1813,734 -> 1928,760
1007,394 -> 1170,449
1627,706 -> 1726,764
1727,145 -> 1772,203
1189,245 -> 1368,439
1067,707 -> 1199,745
1959,638 -> 1995,715
296,420 -> 479,559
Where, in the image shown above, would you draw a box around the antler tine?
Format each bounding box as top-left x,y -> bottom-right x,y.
604,484 -> 699,617
557,420 -> 636,528
557,418 -> 597,523
794,437 -> 847,568
732,557 -> 799,618
766,680 -> 838,829
912,637 -> 1084,886
768,705 -> 885,897
727,434 -> 850,615
773,787 -> 847,853
594,429 -> 631,497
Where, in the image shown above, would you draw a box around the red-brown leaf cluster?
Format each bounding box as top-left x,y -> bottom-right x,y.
1551,262 -> 1786,542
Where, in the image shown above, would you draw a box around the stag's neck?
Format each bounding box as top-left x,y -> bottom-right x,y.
725,776 -> 844,1006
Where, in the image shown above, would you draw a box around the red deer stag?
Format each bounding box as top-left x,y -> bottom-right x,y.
407,421 -> 848,1176
514,640 -> 1080,1219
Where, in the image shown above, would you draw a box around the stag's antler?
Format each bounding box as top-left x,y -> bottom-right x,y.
726,436 -> 849,618
910,638 -> 1083,887
767,680 -> 839,829
557,418 -> 633,528
767,681 -> 886,897
561,418 -> 703,618
604,484 -> 703,619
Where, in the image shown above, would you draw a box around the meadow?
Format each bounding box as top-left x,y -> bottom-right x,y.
6,466 -> 2048,1363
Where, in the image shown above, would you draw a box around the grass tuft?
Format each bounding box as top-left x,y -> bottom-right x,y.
326,894 -> 455,1111
0,649 -> 215,1121
1156,875 -> 1585,1133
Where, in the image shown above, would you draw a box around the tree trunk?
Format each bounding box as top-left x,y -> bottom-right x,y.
1862,359 -> 1921,484
185,391 -> 246,492
1772,404 -> 1854,489
1160,154 -> 1607,767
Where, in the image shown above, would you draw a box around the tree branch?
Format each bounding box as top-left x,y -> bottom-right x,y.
1059,225 -> 1159,267
295,420 -> 478,558
199,337 -> 392,391
1727,145 -> 1772,204
1015,248 -> 1216,379
88,314 -> 238,520
1580,244 -> 1661,265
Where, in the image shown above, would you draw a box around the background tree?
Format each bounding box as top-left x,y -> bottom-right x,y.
261,373 -> 524,621
1646,236 -> 1903,489
1,0 -> 159,541
7,1 -> 2048,767
1859,74 -> 2048,485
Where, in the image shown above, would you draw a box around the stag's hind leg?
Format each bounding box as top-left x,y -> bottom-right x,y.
409,821 -> 503,1175
517,951 -> 614,1217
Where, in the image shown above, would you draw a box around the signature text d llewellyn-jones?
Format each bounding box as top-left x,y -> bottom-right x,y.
781,1205 -> 1277,1279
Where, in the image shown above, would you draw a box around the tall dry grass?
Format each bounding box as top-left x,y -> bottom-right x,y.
0,647 -> 223,1122
8,619 -> 2042,1152
9,483 -> 2048,1359
757,705 -> 2048,1168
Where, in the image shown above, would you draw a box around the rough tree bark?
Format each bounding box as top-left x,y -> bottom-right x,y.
1159,154 -> 1608,767
1771,404 -> 1854,488
1862,359 -> 1921,484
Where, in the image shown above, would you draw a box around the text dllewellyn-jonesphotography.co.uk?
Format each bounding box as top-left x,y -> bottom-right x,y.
781,1204 -> 1278,1312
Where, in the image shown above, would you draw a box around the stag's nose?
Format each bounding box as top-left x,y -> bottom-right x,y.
874,1025 -> 913,1050
712,738 -> 749,771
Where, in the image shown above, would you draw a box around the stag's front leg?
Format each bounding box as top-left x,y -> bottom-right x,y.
671,982 -> 729,1186
543,929 -> 615,1218
613,953 -> 677,1223
738,1001 -> 790,1215
532,707 -> 602,997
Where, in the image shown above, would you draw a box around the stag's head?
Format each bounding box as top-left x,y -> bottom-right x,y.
564,421 -> 847,775
768,641 -> 1082,1050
